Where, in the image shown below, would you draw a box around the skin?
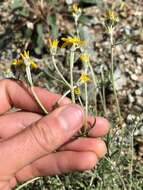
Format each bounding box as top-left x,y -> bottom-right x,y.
0,79 -> 110,190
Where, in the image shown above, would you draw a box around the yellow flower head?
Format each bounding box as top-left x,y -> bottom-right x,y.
120,1 -> 127,10
20,50 -> 38,69
48,38 -> 59,48
72,3 -> 81,14
29,60 -> 38,69
74,86 -> 81,95
80,72 -> 90,83
61,36 -> 85,48
48,38 -> 59,54
80,53 -> 90,63
20,50 -> 30,60
105,10 -> 118,23
12,58 -> 23,66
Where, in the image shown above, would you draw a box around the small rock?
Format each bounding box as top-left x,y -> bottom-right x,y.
136,45 -> 143,57
135,89 -> 142,96
131,74 -> 138,81
137,57 -> 142,65
127,114 -> 135,123
128,94 -> 135,103
114,67 -> 127,90
136,96 -> 143,106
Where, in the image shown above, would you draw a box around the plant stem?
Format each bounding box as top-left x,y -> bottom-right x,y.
88,62 -> 98,115
129,128 -> 135,190
110,30 -> 122,123
52,55 -> 71,88
31,86 -> 48,114
105,157 -> 127,190
101,67 -> 107,116
25,65 -> 48,115
14,177 -> 41,190
70,45 -> 76,103
84,81 -> 88,132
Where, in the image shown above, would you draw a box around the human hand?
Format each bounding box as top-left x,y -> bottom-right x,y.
0,79 -> 109,190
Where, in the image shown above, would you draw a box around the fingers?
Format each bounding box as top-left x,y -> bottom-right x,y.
60,138 -> 107,159
0,112 -> 42,139
0,111 -> 109,139
0,104 -> 84,180
87,116 -> 110,137
15,151 -> 98,182
0,79 -> 71,115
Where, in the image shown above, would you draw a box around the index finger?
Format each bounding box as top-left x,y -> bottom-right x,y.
0,79 -> 71,114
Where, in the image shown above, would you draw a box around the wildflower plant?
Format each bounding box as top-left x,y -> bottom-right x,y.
9,2 -> 131,190
104,8 -> 122,124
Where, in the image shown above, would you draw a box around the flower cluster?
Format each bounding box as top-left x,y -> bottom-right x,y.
80,53 -> 90,63
105,9 -> 119,27
61,36 -> 85,48
72,3 -> 81,18
80,72 -> 90,83
12,51 -> 38,69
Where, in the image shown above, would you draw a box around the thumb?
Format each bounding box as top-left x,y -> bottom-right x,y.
0,104 -> 84,180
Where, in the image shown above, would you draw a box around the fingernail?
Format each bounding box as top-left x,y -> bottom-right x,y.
59,105 -> 84,130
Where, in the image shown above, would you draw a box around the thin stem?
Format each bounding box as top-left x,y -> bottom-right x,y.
110,30 -> 122,123
25,66 -> 48,115
84,81 -> 88,132
101,67 -> 107,116
78,96 -> 84,107
104,157 -> 127,190
88,62 -> 98,115
58,89 -> 71,104
51,55 -> 71,88
14,177 -> 41,190
129,128 -> 135,190
31,86 -> 48,114
70,46 -> 76,103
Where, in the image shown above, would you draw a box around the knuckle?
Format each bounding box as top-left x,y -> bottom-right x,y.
30,119 -> 58,153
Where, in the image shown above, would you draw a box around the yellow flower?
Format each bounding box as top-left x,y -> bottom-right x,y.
80,54 -> 90,63
48,38 -> 59,54
48,38 -> 59,48
74,86 -> 81,95
72,3 -> 81,14
120,1 -> 127,10
20,50 -> 30,60
80,72 -> 90,83
105,10 -> 118,23
61,36 -> 85,48
12,58 -> 23,66
20,51 -> 38,69
29,60 -> 38,69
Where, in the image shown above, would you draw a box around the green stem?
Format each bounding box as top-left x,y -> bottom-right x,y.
101,67 -> 107,116
31,86 -> 48,114
70,46 -> 76,103
104,157 -> 127,190
129,128 -> 135,190
84,81 -> 88,132
52,55 -> 71,88
26,66 -> 48,115
14,177 -> 41,190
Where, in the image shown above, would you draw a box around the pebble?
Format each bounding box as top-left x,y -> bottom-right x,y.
137,57 -> 142,65
136,45 -> 143,57
127,114 -> 136,123
135,89 -> 142,96
136,96 -> 143,106
131,74 -> 138,81
128,94 -> 135,103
